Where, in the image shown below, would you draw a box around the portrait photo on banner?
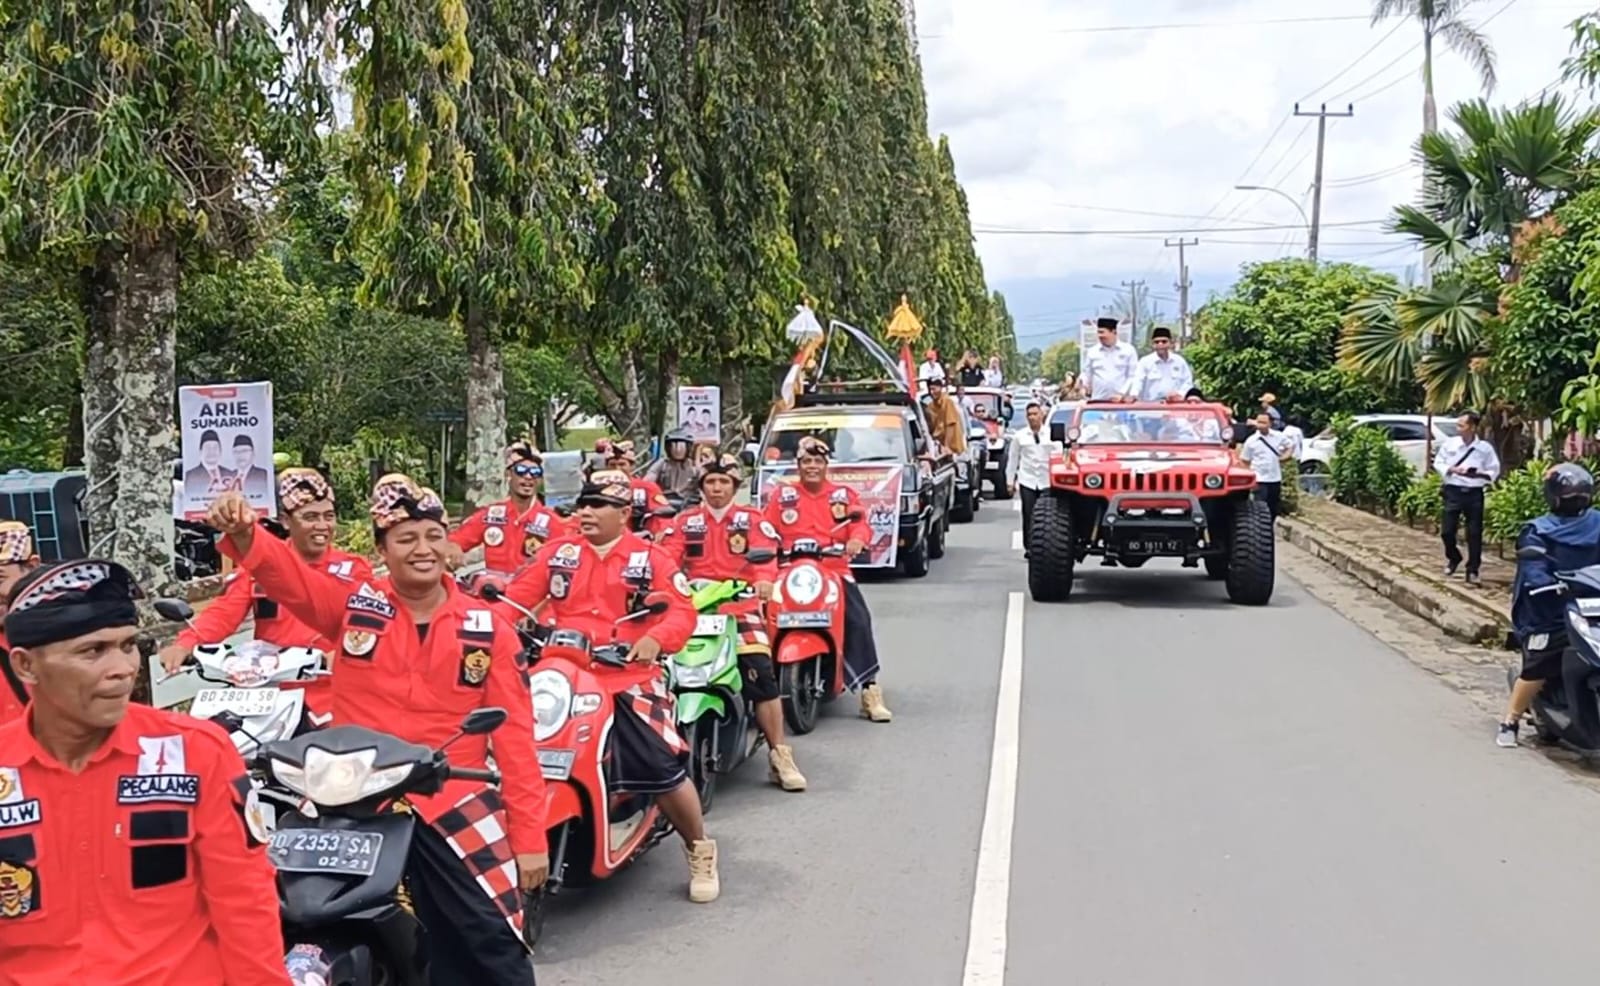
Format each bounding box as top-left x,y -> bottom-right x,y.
176,382 -> 277,520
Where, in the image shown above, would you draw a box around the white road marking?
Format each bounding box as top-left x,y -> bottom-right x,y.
1012,497 -> 1022,512
1010,530 -> 1022,552
962,591 -> 1025,986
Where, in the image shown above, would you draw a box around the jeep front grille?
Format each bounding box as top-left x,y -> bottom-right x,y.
1106,471 -> 1200,492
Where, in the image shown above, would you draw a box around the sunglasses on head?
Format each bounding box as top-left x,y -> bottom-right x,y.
511,463 -> 544,478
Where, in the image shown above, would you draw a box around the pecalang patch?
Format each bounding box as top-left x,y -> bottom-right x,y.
0,800 -> 40,831
0,860 -> 38,919
117,774 -> 201,805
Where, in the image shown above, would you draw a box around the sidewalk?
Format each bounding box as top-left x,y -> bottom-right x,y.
1279,497 -> 1512,645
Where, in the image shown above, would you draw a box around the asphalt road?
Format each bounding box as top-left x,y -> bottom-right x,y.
536,499 -> 1600,985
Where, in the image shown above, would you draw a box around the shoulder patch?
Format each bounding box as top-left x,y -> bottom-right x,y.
486,504 -> 507,523
759,520 -> 779,540
673,571 -> 692,597
828,488 -> 850,504
777,486 -> 799,505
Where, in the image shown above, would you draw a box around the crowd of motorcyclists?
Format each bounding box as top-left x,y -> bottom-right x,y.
0,425 -> 894,983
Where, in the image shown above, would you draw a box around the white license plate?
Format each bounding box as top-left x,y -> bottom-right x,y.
538,748 -> 577,780
776,612 -> 831,629
268,829 -> 384,877
694,614 -> 728,637
191,687 -> 280,719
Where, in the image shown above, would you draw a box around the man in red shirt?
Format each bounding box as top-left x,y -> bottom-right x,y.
0,522 -> 39,727
661,455 -> 807,791
764,437 -> 893,723
605,441 -> 674,540
157,469 -> 371,721
209,477 -> 543,985
448,440 -> 570,577
501,469 -> 721,902
0,558 -> 287,986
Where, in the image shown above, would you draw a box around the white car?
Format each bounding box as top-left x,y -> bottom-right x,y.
1300,414 -> 1459,475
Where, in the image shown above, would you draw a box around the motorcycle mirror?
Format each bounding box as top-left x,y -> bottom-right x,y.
478,583 -> 504,601
740,448 -> 756,467
554,504 -> 574,518
153,598 -> 195,622
643,590 -> 672,614
460,707 -> 508,735
1516,544 -> 1549,561
744,549 -> 776,565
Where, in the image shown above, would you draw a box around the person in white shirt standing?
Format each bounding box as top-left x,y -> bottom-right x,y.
1005,401 -> 1056,559
1238,412 -> 1293,519
982,355 -> 1004,388
917,348 -> 946,389
1129,326 -> 1193,403
1434,410 -> 1501,585
1082,316 -> 1139,401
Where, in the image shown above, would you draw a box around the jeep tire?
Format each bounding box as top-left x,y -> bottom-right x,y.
903,524 -> 930,578
1027,494 -> 1075,601
1224,498 -> 1275,605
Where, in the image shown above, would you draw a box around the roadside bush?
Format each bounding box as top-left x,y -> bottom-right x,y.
1329,420 -> 1412,513
1279,464 -> 1300,515
1485,461 -> 1550,545
1396,471 -> 1443,526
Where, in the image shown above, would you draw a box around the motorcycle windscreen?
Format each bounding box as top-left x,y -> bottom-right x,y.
274,810 -> 417,927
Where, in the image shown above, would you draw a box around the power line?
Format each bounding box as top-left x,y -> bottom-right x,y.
1297,19 -> 1408,103
972,219 -> 1387,236
918,13 -> 1371,39
1322,41 -> 1421,104
1325,162 -> 1412,187
1346,67 -> 1416,103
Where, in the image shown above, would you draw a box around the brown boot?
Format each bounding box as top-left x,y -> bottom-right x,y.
686,838 -> 720,903
859,684 -> 893,723
767,744 -> 808,792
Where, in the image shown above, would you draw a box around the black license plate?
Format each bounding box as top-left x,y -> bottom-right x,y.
268,829 -> 385,877
1124,538 -> 1185,555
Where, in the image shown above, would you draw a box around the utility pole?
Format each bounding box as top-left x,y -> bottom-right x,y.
1119,279 -> 1145,345
1293,102 -> 1353,263
1164,238 -> 1198,343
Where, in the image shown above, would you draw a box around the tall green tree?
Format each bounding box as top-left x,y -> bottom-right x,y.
0,0 -> 310,585
1370,0 -> 1498,135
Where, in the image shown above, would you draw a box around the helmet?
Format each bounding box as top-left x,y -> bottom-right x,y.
1544,462 -> 1595,516
666,427 -> 693,446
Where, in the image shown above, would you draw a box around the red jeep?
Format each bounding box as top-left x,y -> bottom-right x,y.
1027,401 -> 1275,605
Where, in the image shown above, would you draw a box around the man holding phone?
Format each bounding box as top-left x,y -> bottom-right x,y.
1433,410 -> 1501,585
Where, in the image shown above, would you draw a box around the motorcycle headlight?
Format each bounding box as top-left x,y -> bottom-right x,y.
675,663 -> 712,688
270,747 -> 412,807
530,669 -> 573,742
785,566 -> 825,606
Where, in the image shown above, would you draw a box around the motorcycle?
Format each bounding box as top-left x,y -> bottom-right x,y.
1511,543 -> 1600,754
668,552 -> 777,812
256,708 -> 509,986
768,532 -> 855,735
479,583 -> 676,949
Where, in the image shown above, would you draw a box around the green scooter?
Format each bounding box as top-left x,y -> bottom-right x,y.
668,551 -> 776,813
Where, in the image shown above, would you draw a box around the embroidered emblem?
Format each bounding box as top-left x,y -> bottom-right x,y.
0,861 -> 38,919
684,515 -> 707,534
777,486 -> 799,505
342,629 -> 378,657
346,585 -> 396,619
117,774 -> 200,805
759,520 -> 779,540
0,768 -> 20,805
550,572 -> 570,599
730,511 -> 751,531
484,526 -> 505,547
460,649 -> 491,686
487,505 -> 507,523
0,799 -> 40,830
728,532 -> 747,554
137,736 -> 186,775
781,509 -> 798,525
831,501 -> 848,521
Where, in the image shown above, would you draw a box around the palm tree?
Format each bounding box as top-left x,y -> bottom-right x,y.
1371,0 -> 1498,135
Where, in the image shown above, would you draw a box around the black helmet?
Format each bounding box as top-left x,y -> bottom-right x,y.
1544,462 -> 1595,516
666,427 -> 693,446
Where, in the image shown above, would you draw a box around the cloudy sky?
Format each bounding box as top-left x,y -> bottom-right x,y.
916,0 -> 1596,348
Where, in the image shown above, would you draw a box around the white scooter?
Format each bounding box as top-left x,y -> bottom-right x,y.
175,639 -> 330,759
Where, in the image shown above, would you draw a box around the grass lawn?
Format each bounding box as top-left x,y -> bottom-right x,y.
559,427 -> 608,451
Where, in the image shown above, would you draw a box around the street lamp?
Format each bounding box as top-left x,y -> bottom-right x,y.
1234,184 -> 1312,258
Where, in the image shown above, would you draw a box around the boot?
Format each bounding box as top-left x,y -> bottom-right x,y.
859,684 -> 893,723
768,744 -> 808,792
686,838 -> 720,903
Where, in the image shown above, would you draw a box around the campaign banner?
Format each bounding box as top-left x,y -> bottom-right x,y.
755,464 -> 904,568
676,386 -> 721,444
177,382 -> 276,520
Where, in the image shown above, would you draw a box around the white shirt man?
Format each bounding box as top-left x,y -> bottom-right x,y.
1433,412 -> 1501,582
917,352 -> 946,385
1239,413 -> 1293,518
1129,327 -> 1193,402
1281,422 -> 1305,460
1082,319 -> 1139,401
1005,402 -> 1057,558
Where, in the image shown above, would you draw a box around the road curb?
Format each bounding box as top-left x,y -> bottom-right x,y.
1278,515 -> 1508,646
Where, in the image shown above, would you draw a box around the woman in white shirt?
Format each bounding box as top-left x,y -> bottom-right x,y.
982,356 -> 1004,388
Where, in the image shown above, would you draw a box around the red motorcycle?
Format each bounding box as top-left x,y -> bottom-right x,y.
481,585 -> 673,949
767,534 -> 855,735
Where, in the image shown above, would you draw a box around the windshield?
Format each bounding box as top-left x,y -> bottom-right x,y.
1075,408 -> 1226,444
763,413 -> 909,464
960,392 -> 1003,421
1434,419 -> 1459,437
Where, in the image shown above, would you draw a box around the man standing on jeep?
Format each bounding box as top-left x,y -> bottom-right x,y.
1082,316 -> 1139,401
924,377 -> 967,456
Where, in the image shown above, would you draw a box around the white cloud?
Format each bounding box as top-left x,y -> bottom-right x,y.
919,0 -> 1594,299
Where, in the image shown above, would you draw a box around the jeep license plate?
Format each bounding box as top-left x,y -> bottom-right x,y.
1126,538 -> 1184,555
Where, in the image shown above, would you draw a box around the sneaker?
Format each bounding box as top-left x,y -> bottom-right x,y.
686,838 -> 719,903
1466,572 -> 1481,586
859,684 -> 893,723
768,745 -> 807,792
1444,562 -> 1460,577
1496,721 -> 1519,748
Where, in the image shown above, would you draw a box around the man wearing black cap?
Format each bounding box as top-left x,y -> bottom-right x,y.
1082,316 -> 1139,401
183,429 -> 238,499
1129,326 -> 1194,403
0,560 -> 287,983
230,434 -> 273,499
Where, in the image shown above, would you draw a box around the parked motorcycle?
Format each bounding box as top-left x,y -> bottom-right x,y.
256,708 -> 509,986
1511,543 -> 1600,754
669,554 -> 776,812
768,536 -> 853,734
479,583 -> 675,949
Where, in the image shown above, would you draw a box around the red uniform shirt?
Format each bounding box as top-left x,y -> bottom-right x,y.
500,532 -> 696,688
221,534 -> 547,855
660,505 -> 781,586
177,549 -> 372,721
764,481 -> 872,578
450,499 -> 571,576
0,631 -> 24,728
0,704 -> 286,986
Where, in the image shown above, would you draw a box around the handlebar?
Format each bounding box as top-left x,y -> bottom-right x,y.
449,765 -> 502,785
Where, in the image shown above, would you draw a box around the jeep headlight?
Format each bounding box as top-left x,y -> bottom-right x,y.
1204,474 -> 1224,489
270,747 -> 412,807
530,669 -> 573,742
1084,473 -> 1104,489
785,566 -> 825,605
